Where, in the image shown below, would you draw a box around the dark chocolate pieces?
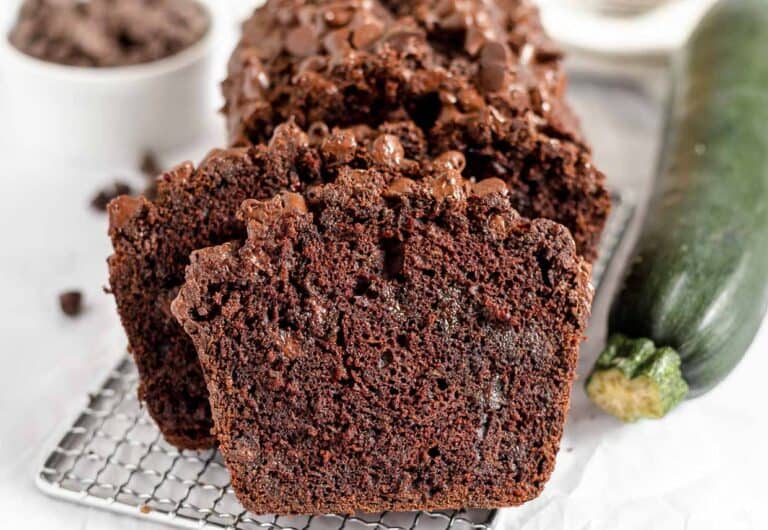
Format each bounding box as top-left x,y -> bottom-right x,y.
222,0 -> 611,261
59,290 -> 83,317
91,181 -> 134,212
9,0 -> 209,67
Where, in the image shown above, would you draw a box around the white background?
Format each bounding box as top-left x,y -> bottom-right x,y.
0,1 -> 766,529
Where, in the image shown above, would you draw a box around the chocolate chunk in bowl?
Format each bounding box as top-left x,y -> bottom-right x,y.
0,0 -> 221,163
8,0 -> 209,67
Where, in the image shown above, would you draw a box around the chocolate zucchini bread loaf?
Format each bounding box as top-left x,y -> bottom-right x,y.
222,0 -> 610,260
108,122 -> 445,448
172,170 -> 592,514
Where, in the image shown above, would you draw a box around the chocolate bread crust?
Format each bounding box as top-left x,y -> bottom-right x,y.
107,125 -> 322,448
173,171 -> 592,514
222,0 -> 610,260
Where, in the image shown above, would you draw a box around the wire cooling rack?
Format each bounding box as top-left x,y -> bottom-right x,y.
591,192 -> 634,290
36,193 -> 634,530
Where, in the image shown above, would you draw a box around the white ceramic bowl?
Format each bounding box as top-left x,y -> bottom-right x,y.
0,0 -> 224,165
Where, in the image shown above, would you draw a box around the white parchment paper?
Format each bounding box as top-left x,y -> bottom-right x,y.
0,6 -> 765,528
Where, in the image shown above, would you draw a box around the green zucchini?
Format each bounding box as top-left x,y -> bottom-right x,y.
586,0 -> 768,422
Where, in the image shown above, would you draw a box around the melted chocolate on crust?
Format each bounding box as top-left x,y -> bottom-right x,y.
222,0 -> 610,260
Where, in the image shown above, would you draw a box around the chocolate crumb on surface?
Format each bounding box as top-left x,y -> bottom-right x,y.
91,181 -> 133,211
172,170 -> 592,514
59,290 -> 83,317
8,0 -> 209,67
222,0 -> 610,260
139,151 -> 163,200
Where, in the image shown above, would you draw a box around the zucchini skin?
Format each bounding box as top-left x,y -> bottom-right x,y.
608,0 -> 768,397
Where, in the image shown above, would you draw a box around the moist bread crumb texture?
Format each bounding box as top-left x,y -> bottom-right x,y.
223,0 -> 610,260
172,169 -> 592,514
107,123 -> 322,448
108,122 -> 473,448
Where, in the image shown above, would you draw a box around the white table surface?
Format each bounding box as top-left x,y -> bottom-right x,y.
1,3 -> 766,529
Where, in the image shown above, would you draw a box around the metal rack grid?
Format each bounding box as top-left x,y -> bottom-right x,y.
36,194 -> 634,530
591,192 -> 634,290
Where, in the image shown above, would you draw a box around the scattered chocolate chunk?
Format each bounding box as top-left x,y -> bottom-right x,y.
138,151 -> 163,199
59,290 -> 83,317
370,134 -> 404,166
142,180 -> 159,201
139,151 -> 162,178
91,181 -> 133,211
8,0 -> 209,67
479,41 -> 511,92
285,25 -> 318,57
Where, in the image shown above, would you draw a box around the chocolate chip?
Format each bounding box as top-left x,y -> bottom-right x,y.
352,21 -> 384,49
285,25 -> 318,57
439,11 -> 467,32
59,290 -> 83,317
529,86 -> 545,113
280,192 -> 309,214
479,41 -> 511,92
479,64 -> 507,93
384,177 -> 418,197
143,180 -> 159,201
381,26 -> 424,51
108,195 -> 146,230
269,122 -> 310,149
464,27 -> 487,57
242,61 -> 269,98
276,8 -> 296,26
321,129 -> 358,163
297,56 -> 327,74
307,122 -> 330,144
430,175 -> 467,201
140,151 -> 162,178
534,42 -> 562,63
487,214 -> 509,240
91,181 -> 133,211
371,134 -> 405,167
458,88 -> 485,111
481,41 -> 511,65
473,177 -> 508,197
324,5 -> 354,28
323,28 -> 352,56
9,0 -> 209,67
433,151 -> 466,172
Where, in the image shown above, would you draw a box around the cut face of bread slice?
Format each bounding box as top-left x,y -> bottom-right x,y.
173,171 -> 592,514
